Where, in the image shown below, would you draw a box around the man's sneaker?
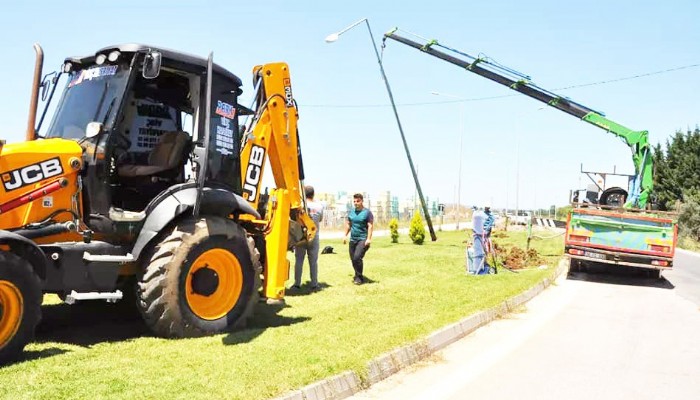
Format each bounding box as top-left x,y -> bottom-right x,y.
353,277 -> 362,285
310,285 -> 321,292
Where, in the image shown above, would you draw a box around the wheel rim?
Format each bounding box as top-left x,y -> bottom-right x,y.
0,280 -> 23,349
185,248 -> 243,320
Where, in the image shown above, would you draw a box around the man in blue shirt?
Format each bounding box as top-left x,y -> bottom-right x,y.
483,205 -> 495,239
343,193 -> 374,285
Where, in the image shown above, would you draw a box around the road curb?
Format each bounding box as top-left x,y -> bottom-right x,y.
272,257 -> 570,400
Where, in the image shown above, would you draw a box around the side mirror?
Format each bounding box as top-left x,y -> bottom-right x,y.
142,51 -> 162,79
85,122 -> 103,138
40,77 -> 51,101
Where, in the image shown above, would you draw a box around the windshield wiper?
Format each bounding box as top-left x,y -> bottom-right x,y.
92,81 -> 110,121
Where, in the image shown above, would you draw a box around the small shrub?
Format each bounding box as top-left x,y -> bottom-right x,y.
389,218 -> 399,243
679,190 -> 700,241
555,205 -> 573,221
409,211 -> 425,245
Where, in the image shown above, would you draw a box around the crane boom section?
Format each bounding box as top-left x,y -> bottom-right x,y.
383,30 -> 652,208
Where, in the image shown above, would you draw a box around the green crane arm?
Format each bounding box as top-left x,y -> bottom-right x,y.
383,29 -> 653,209
582,113 -> 652,208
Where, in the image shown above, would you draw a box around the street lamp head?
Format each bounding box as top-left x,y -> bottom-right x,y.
324,18 -> 369,44
325,33 -> 340,43
324,18 -> 437,241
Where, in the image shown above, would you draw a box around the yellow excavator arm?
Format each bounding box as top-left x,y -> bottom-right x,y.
239,62 -> 316,300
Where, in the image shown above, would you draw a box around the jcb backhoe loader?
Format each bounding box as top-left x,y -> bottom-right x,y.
0,44 -> 315,363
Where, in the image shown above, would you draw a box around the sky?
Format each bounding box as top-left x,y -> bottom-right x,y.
1,1 -> 698,211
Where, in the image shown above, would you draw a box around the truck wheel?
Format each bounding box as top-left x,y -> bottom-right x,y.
0,251 -> 42,364
646,269 -> 661,279
137,217 -> 261,338
569,259 -> 580,273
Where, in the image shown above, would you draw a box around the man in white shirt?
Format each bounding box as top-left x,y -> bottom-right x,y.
292,185 -> 324,291
470,206 -> 487,274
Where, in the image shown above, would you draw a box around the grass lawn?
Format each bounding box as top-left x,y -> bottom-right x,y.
0,229 -> 563,400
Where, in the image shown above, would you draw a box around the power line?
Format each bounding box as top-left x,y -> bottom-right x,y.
302,63 -> 700,109
555,63 -> 700,90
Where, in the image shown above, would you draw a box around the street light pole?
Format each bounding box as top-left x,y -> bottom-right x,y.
457,125 -> 463,230
430,91 -> 464,230
514,106 -> 545,224
515,135 -> 520,224
327,18 -> 437,241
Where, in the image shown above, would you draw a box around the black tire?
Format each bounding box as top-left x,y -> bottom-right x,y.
136,217 -> 261,338
0,251 -> 42,364
569,258 -> 581,273
646,269 -> 661,279
599,187 -> 628,207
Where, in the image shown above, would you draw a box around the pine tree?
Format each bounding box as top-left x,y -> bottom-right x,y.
653,128 -> 700,210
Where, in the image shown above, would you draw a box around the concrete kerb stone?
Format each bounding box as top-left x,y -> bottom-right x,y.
276,371 -> 362,400
271,257 -> 570,400
274,390 -> 304,400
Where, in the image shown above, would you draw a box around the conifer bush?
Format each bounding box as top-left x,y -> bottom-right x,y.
409,211 -> 425,245
389,218 -> 399,243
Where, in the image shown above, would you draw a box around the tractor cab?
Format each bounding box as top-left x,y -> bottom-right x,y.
39,44 -> 250,235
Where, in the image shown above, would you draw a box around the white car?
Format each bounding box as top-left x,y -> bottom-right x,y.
509,211 -> 531,225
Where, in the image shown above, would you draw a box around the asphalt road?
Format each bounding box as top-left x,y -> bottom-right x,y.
349,250 -> 700,400
664,249 -> 700,306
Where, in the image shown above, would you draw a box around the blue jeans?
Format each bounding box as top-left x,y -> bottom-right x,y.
294,236 -> 320,287
472,233 -> 487,274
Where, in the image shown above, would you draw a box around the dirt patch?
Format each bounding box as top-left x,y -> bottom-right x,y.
492,243 -> 544,270
504,246 -> 527,269
526,248 -> 544,265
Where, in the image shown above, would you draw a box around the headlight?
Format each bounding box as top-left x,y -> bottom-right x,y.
108,50 -> 121,62
95,53 -> 107,65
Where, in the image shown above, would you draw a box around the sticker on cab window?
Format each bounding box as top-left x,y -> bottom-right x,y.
215,101 -> 236,119
215,115 -> 235,155
69,65 -> 118,87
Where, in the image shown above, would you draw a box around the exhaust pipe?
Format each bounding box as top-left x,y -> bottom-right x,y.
26,43 -> 44,142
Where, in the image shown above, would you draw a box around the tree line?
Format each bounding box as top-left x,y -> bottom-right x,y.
653,127 -> 700,241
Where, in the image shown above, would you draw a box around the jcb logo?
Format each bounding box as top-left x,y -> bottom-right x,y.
2,158 -> 63,192
242,145 -> 265,202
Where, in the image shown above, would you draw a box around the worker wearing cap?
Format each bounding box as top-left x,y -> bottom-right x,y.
483,205 -> 494,239
483,205 -> 495,255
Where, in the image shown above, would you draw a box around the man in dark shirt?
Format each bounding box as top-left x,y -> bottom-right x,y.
343,193 -> 374,285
